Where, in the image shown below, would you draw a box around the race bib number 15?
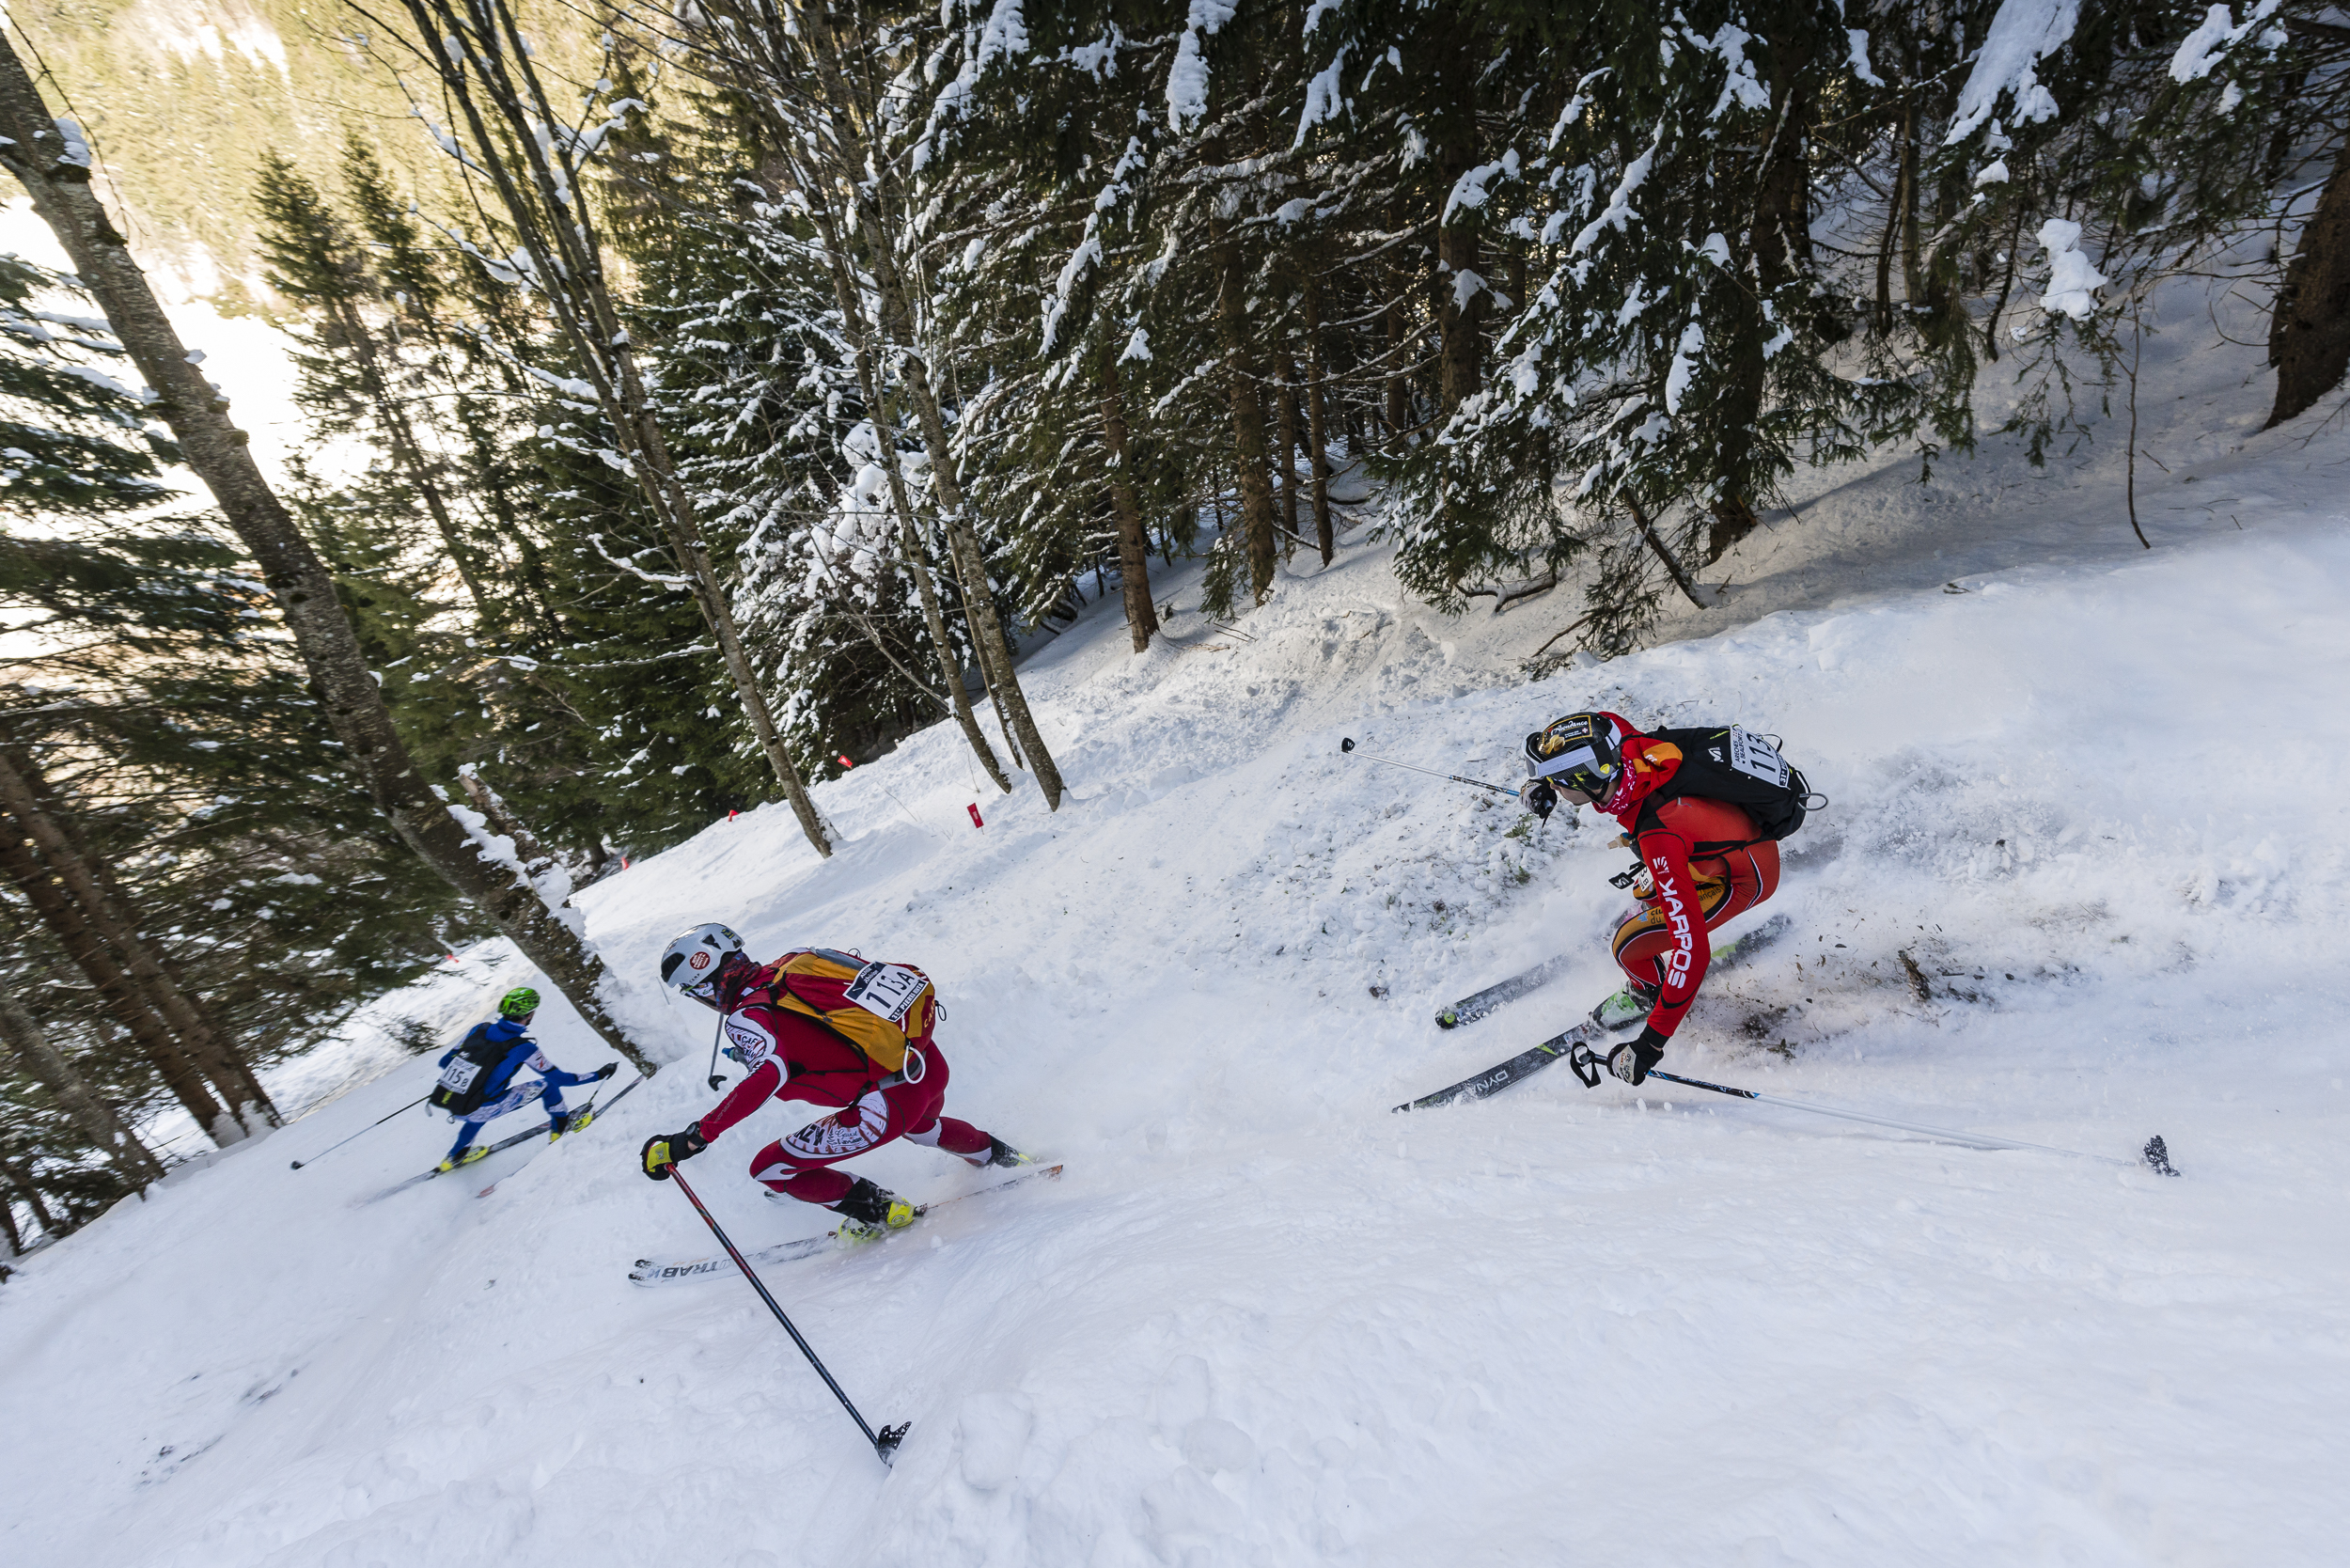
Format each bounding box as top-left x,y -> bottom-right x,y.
845,962 -> 928,1025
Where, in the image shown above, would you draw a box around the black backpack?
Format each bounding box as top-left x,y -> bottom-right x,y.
427,1024 -> 517,1118
1637,726 -> 1816,854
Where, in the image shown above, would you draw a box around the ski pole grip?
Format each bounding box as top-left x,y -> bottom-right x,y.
1568,1043 -> 1602,1089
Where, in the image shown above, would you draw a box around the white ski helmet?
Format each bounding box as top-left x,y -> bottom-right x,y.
660,922 -> 747,1007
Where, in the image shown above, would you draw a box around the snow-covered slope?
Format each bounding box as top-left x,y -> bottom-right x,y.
8,336 -> 2350,1564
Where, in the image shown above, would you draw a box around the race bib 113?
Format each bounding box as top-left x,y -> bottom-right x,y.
1727,727 -> 1789,787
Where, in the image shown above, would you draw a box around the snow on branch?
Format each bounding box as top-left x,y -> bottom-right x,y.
2170,1 -> 2286,84
1295,42 -> 1351,148
1946,0 -> 2080,143
2034,219 -> 2109,320
1572,126 -> 1663,255
1166,0 -> 1238,129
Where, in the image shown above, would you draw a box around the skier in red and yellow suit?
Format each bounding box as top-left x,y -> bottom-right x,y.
640,928 -> 1030,1237
1521,713 -> 1781,1085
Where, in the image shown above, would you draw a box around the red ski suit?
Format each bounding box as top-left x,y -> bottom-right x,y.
696,963 -> 995,1207
1590,713 -> 1781,1041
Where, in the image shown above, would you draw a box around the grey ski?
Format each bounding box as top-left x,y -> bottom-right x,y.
1434,912 -> 1791,1030
1434,954 -> 1572,1029
1398,914 -> 1795,1111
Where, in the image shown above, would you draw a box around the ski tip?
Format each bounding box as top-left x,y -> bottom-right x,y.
2143,1134 -> 2181,1177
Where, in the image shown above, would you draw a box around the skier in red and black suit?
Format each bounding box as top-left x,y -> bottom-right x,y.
1520,712 -> 1803,1086
639,925 -> 1031,1238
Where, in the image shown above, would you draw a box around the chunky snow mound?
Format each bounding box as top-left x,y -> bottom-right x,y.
8,339 -> 2350,1560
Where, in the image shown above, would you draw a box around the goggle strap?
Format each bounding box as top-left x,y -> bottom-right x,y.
1528,746 -> 1602,782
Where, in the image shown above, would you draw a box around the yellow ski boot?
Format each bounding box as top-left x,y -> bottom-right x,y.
832,1178 -> 917,1244
435,1145 -> 491,1174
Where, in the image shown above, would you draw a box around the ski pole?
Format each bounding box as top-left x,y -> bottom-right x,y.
663,1163 -> 909,1465
705,1015 -> 727,1092
1339,738 -> 1520,797
1567,1044 -> 2179,1174
290,1093 -> 430,1169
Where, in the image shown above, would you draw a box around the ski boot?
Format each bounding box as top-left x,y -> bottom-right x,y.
1589,980 -> 1657,1032
549,1106 -> 593,1141
977,1135 -> 1035,1170
435,1144 -> 491,1174
831,1177 -> 917,1243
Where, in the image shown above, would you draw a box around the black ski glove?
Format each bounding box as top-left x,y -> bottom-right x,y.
1521,779 -> 1558,820
594,1062 -> 619,1080
1606,1027 -> 1667,1087
640,1123 -> 708,1180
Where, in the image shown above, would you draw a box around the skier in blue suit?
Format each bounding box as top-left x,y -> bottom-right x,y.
434,988 -> 616,1172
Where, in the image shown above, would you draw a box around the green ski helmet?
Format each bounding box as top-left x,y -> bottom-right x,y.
498,986 -> 541,1020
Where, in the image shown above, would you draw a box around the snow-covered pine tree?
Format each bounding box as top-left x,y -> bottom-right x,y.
913,0 -> 1198,649
350,0 -> 836,853
0,32 -> 665,1074
0,254 -> 468,1155
1359,2 -> 1935,651
667,0 -> 1070,804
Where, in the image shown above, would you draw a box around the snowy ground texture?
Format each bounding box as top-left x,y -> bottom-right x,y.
8,306 -> 2350,1565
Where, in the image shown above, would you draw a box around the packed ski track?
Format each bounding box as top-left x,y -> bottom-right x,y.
9,307 -> 2350,1564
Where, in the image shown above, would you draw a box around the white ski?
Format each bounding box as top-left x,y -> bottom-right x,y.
628,1163 -> 1065,1285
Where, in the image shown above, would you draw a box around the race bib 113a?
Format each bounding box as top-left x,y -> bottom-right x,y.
844,962 -> 928,1025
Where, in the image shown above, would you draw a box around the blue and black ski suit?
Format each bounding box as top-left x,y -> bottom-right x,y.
439,1017 -> 596,1161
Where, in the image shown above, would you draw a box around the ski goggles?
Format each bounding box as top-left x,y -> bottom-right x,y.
1526,745 -> 1612,797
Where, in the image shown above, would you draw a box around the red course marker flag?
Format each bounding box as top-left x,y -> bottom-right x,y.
967,804 -> 984,829
838,754 -> 854,768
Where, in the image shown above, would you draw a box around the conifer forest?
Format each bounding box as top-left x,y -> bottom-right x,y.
2,0 -> 2346,1242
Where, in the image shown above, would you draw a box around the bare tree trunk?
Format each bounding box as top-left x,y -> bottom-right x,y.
1434,40 -> 1484,415
778,161 -> 1011,791
0,832 -> 237,1142
1626,494 -> 1708,608
1899,98 -> 1923,309
792,8 -> 1062,809
454,765 -> 547,863
1874,124 -> 1905,335
2268,130 -> 2350,427
323,293 -> 505,630
1099,344 -> 1160,651
0,987 -> 165,1186
376,0 -> 830,856
1,1155 -> 58,1236
1386,199 -> 1413,447
0,749 -> 274,1125
875,376 -> 1015,791
1275,347 -> 1303,558
1707,50 -> 1812,567
0,38 -> 661,1074
0,1183 -> 22,1254
899,350 -> 1058,801
1983,200 -> 2027,362
1303,278 -> 1335,565
1213,216 -> 1279,603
